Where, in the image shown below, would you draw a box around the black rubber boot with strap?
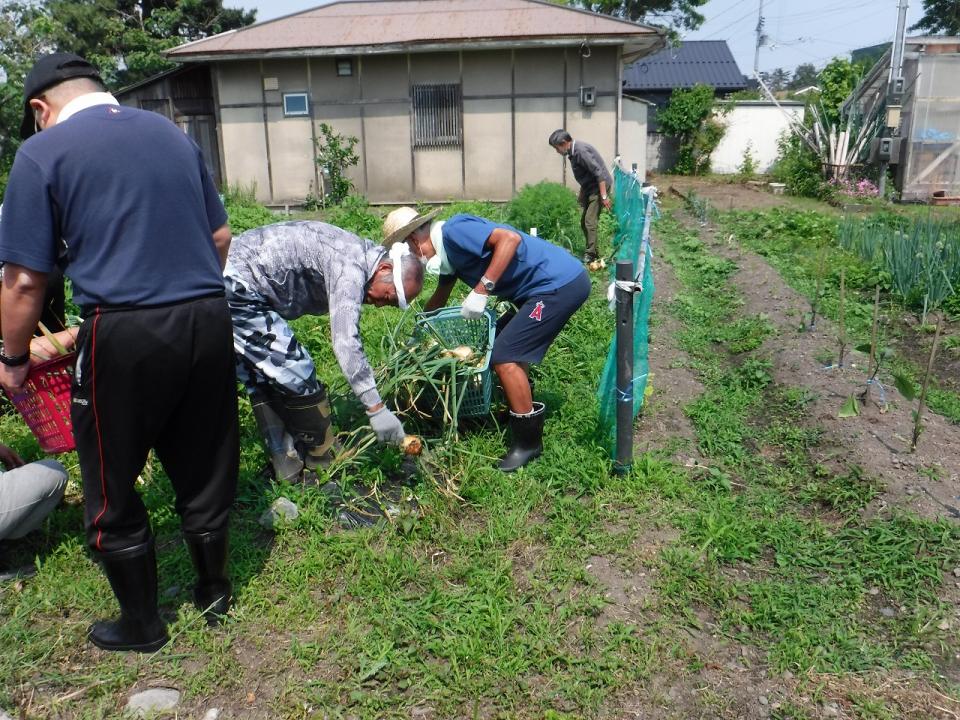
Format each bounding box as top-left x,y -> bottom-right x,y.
498,402 -> 546,473
183,529 -> 231,626
279,388 -> 336,467
88,539 -> 169,653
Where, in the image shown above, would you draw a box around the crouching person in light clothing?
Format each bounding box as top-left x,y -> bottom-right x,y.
0,444 -> 67,563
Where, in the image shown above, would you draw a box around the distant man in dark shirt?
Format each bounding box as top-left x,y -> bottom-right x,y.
548,129 -> 614,263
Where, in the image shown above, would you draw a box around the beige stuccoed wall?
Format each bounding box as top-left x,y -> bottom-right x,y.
216,62 -> 270,197
214,44 -> 627,205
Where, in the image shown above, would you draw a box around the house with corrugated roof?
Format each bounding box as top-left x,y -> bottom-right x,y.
119,0 -> 665,206
622,39 -> 747,129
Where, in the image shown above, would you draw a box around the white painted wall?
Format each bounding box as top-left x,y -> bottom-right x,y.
618,96 -> 649,180
711,102 -> 804,174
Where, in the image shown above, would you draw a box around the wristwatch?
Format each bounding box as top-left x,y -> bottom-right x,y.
480,275 -> 496,292
0,349 -> 30,367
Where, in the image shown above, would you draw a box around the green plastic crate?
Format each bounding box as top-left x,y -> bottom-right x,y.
413,306 -> 496,419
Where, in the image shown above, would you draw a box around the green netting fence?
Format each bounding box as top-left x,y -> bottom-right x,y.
597,165 -> 656,456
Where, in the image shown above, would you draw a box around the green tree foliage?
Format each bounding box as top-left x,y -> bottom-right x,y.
566,0 -> 708,33
656,83 -> 725,175
43,0 -> 256,87
817,57 -> 860,126
788,63 -> 818,91
910,0 -> 960,35
0,1 -> 54,196
760,67 -> 790,92
0,0 -> 254,195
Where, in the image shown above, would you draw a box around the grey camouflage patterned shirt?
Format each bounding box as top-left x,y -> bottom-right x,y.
225,221 -> 386,407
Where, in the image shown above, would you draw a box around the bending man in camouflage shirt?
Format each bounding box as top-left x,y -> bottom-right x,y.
225,221 -> 424,482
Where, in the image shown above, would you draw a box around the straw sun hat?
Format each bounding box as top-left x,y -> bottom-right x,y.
382,207 -> 439,248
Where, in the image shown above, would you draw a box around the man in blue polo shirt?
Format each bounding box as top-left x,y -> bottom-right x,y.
0,53 -> 238,653
383,208 -> 590,472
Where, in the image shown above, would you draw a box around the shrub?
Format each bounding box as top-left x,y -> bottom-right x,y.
325,194 -> 383,240
657,84 -> 727,175
439,201 -> 505,222
738,142 -> 758,178
223,183 -> 277,234
315,122 -> 360,205
772,133 -> 830,199
506,182 -> 580,249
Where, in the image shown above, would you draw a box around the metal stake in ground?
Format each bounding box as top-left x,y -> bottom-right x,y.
615,259 -> 635,474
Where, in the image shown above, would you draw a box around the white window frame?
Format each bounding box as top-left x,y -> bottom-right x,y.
283,92 -> 310,117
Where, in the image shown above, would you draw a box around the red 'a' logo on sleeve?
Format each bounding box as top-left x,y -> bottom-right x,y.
529,301 -> 545,322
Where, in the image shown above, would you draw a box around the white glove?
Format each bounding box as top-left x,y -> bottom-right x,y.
461,290 -> 489,319
367,406 -> 405,444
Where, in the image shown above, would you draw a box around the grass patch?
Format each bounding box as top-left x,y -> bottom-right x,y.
719,207 -> 960,423
652,210 -> 960,679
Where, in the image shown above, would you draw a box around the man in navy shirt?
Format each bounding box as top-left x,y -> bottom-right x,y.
0,53 -> 239,653
384,208 -> 590,472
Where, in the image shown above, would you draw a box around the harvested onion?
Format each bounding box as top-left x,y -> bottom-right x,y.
441,345 -> 475,362
401,435 -> 422,456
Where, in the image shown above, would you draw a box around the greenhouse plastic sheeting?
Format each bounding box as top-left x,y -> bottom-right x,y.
597,166 -> 656,456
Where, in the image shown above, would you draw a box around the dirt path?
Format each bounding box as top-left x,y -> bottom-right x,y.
635,258 -> 702,460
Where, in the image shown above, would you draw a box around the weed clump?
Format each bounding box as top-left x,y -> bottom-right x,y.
224,183 -> 277,233
324,194 -> 383,240
506,181 -> 580,250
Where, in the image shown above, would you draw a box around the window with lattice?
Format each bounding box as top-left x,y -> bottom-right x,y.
412,84 -> 462,148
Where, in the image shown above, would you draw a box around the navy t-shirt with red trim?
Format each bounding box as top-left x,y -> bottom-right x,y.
0,104 -> 227,309
440,214 -> 584,302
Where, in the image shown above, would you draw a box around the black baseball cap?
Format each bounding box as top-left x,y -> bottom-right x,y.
20,52 -> 103,140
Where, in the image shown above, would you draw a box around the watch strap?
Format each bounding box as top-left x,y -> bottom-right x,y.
0,350 -> 30,367
480,275 -> 496,291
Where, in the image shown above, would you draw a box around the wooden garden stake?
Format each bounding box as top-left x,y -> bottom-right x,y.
911,312 -> 944,452
863,286 -> 880,403
810,245 -> 827,329
837,268 -> 847,368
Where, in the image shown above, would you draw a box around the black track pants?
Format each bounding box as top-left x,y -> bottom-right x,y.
72,296 -> 239,553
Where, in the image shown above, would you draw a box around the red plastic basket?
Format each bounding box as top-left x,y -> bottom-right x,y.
4,352 -> 76,454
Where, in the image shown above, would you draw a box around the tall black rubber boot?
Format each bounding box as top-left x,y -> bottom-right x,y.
183,530 -> 231,626
279,388 -> 336,468
88,540 -> 169,653
498,402 -> 546,473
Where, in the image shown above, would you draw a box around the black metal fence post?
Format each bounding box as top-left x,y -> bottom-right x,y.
615,259 -> 634,474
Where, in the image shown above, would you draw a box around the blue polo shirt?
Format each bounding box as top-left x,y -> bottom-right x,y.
0,104 -> 227,309
441,214 -> 584,301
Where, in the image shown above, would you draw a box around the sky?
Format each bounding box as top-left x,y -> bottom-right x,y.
227,0 -> 926,77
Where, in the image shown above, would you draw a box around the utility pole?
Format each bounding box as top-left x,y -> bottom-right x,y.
879,0 -> 909,197
753,0 -> 765,79
890,0 -> 910,82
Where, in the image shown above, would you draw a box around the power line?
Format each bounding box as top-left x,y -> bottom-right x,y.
769,0 -> 876,23
699,0 -> 754,25
701,0 -> 778,41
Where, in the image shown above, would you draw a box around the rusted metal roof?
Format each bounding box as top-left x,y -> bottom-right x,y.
168,0 -> 663,60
